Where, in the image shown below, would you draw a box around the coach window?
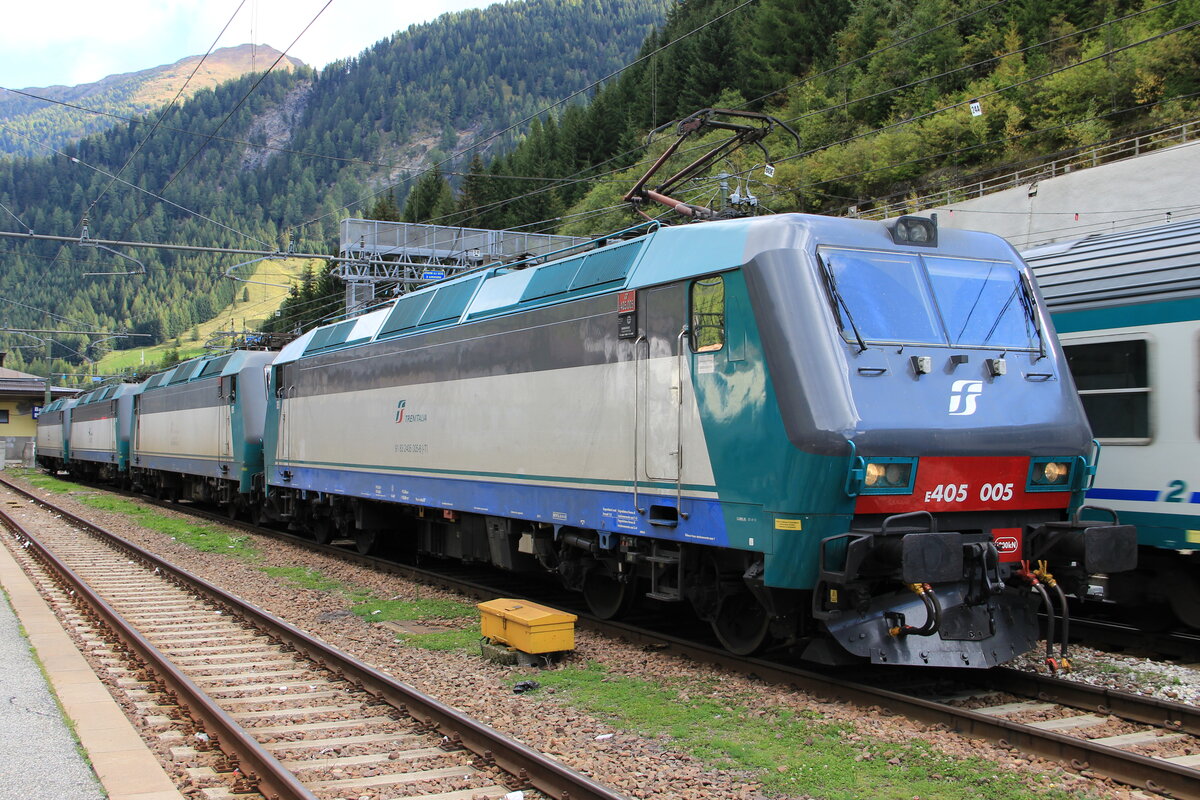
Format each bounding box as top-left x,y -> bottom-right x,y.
690,276 -> 725,352
1063,339 -> 1150,443
0,410 -> 8,424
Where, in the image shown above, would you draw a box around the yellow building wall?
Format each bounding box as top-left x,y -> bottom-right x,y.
0,398 -> 38,437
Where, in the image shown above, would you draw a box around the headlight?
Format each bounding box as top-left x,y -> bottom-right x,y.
865,462 -> 885,486
1028,458 -> 1073,490
1042,461 -> 1070,484
860,458 -> 917,494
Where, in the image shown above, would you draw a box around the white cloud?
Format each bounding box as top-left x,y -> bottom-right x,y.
0,0 -> 491,89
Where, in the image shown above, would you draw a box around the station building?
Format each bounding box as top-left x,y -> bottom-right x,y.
0,361 -> 78,463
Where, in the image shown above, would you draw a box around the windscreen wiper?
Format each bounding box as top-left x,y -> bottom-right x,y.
1017,274 -> 1047,361
975,275 -> 1045,360
817,253 -> 868,353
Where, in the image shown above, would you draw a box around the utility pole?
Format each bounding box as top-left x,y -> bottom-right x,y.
42,339 -> 52,410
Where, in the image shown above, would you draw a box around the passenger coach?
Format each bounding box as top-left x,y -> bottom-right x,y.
1026,218 -> 1200,627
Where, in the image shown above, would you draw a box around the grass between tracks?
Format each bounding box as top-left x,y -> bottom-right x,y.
349,592 -> 480,651
520,662 -> 1083,800
263,565 -> 481,651
15,469 -> 258,558
17,469 -> 480,651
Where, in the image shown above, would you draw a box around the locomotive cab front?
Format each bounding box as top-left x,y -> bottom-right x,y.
740,214 -> 1137,667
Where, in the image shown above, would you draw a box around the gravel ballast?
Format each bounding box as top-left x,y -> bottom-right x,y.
15,478 -> 1194,800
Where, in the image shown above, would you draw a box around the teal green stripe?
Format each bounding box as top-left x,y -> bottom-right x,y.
1052,296 -> 1200,333
278,457 -> 718,493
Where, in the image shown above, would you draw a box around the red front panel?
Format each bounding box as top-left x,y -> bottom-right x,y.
854,456 -> 1070,516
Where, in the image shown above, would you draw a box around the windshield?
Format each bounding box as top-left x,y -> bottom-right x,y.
924,255 -> 1039,349
819,246 -> 1040,351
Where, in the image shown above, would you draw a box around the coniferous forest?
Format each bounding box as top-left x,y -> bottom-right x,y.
1,0 -> 1198,378
0,0 -> 669,375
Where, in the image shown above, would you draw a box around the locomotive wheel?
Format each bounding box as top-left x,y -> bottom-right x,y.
354,529 -> 378,555
583,568 -> 636,619
711,590 -> 770,655
312,518 -> 334,545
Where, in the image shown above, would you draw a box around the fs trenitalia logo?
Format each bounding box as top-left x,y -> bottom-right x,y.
395,400 -> 428,424
948,380 -> 984,416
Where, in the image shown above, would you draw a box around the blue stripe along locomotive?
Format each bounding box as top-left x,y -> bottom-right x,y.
39,212 -> 1136,667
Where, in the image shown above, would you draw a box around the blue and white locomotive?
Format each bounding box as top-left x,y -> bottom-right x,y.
1025,217 -> 1200,628
35,395 -> 76,471
39,212 -> 1136,667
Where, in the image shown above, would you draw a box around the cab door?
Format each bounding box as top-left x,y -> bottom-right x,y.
640,285 -> 682,482
217,375 -> 235,475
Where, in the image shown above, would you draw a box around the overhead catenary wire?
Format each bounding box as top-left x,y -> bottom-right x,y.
287,0 -> 761,235
749,94 -> 1200,212
352,0 -> 1020,230
411,4 -> 1192,234
85,0 -> 252,217
0,295 -> 104,331
0,199 -> 30,233
4,0 -> 1194,350
566,23 -> 1200,232
116,0 -> 335,246
10,15 -> 1192,277
149,0 -> 335,201
0,0 -> 1011,191
0,123 -> 275,249
0,85 -> 625,184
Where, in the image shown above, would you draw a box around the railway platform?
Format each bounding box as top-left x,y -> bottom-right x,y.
0,534 -> 183,800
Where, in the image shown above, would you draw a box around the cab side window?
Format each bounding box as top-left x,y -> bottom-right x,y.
690,276 -> 725,352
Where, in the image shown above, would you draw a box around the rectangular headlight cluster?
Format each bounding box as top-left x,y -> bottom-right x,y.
1027,457 -> 1074,492
861,457 -> 918,495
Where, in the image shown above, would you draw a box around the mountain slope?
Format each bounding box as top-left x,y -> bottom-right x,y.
484,0 -> 1200,236
0,0 -> 670,378
0,45 -> 305,157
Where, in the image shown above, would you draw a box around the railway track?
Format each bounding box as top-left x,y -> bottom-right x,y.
9,473 -> 1200,799
0,477 -> 627,800
1049,614 -> 1200,664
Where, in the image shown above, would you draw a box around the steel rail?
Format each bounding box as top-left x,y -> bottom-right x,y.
150,496 -> 1200,797
986,666 -> 1200,736
50,476 -> 1200,797
195,517 -> 1200,798
1049,614 -> 1200,664
0,475 -> 629,800
575,623 -> 1200,799
0,504 -> 318,800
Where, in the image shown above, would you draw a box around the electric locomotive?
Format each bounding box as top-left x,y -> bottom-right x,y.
66,383 -> 141,482
35,396 -> 75,472
255,211 -> 1135,667
1025,217 -> 1200,628
130,349 -> 274,509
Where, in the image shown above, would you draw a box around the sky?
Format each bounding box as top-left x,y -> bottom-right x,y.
0,0 -> 491,90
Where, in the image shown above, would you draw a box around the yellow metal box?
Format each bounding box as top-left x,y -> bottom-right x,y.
477,598 -> 576,654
